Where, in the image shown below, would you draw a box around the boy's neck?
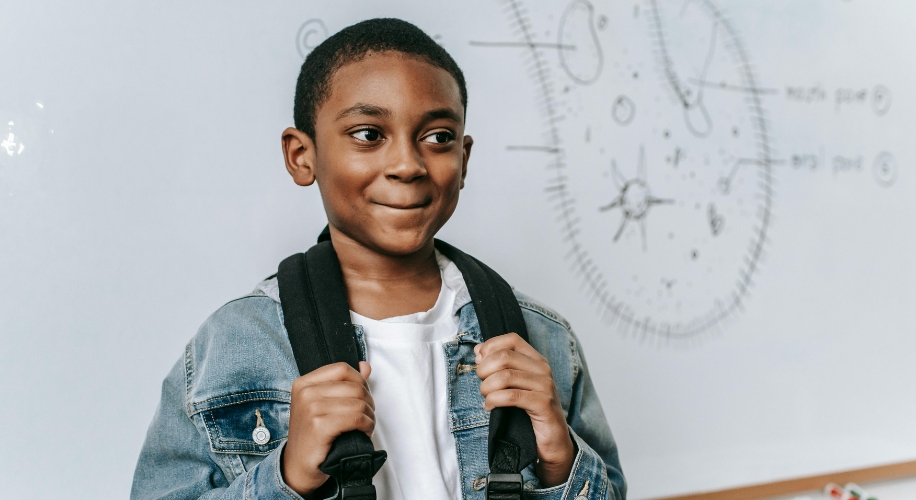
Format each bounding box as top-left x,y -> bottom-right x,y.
329,227 -> 443,321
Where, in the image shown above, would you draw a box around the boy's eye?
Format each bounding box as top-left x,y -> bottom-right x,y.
351,129 -> 381,142
422,131 -> 455,144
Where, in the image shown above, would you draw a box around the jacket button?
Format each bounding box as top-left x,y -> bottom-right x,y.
252,425 -> 271,445
472,477 -> 487,491
252,409 -> 271,445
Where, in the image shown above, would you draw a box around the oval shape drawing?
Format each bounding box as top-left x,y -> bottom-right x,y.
683,102 -> 712,137
873,151 -> 898,187
297,19 -> 329,59
612,95 -> 636,125
558,0 -> 604,85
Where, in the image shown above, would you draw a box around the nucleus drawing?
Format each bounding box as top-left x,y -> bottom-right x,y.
599,146 -> 674,251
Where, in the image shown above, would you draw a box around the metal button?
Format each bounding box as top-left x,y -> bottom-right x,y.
472,477 -> 487,491
252,409 -> 271,445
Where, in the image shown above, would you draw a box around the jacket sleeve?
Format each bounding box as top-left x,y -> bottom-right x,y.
130,355 -> 309,500
526,332 -> 627,500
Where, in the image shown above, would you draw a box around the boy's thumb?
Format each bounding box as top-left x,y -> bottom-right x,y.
358,361 -> 372,380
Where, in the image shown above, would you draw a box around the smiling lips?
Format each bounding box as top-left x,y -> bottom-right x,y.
375,199 -> 431,210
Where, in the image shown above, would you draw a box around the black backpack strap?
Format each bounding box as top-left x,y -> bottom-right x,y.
434,240 -> 538,499
278,242 -> 386,500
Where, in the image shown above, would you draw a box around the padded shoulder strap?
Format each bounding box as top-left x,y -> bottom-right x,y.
434,240 -> 539,475
277,241 -> 386,498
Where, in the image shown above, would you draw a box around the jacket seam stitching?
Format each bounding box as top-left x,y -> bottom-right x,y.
517,300 -> 572,330
193,389 -> 289,405
202,409 -> 223,453
189,393 -> 291,416
211,448 -> 278,456
563,443 -> 586,499
275,446 -> 302,499
184,343 -> 194,417
210,437 -> 287,447
192,390 -> 291,405
454,415 -> 488,425
220,294 -> 273,309
570,335 -> 581,383
453,419 -> 488,432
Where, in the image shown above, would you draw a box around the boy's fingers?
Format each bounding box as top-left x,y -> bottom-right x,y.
308,397 -> 376,421
475,333 -> 546,364
476,348 -> 551,380
479,369 -> 554,397
358,361 -> 372,380
297,381 -> 374,408
314,412 -> 376,439
483,389 -> 553,415
295,362 -> 369,388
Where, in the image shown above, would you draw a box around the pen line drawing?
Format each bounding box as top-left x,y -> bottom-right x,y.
483,0 -> 775,342
649,0 -> 717,137
469,41 -> 576,50
611,95 -> 636,125
599,146 -> 674,250
558,0 -> 604,84
296,19 -> 329,59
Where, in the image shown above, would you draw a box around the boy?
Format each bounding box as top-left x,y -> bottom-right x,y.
132,18 -> 625,500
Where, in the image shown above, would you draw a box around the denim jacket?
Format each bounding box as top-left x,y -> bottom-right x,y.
131,274 -> 626,500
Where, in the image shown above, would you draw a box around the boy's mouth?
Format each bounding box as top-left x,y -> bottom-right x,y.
374,199 -> 432,210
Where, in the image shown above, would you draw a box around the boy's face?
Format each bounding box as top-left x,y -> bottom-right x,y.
283,51 -> 472,256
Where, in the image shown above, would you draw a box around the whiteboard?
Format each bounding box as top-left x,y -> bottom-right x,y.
1,1 -> 915,498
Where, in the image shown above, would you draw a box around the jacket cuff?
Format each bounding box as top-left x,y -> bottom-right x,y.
242,441 -> 338,500
524,429 -> 613,500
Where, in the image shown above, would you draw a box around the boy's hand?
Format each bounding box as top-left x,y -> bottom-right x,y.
475,334 -> 575,487
281,361 -> 375,496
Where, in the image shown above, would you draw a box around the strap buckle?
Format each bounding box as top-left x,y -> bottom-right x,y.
486,473 -> 524,500
333,454 -> 378,500
339,484 -> 376,500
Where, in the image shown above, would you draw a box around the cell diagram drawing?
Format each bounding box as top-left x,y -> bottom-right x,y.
496,0 -> 774,340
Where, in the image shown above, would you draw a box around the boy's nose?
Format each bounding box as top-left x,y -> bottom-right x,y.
384,139 -> 427,183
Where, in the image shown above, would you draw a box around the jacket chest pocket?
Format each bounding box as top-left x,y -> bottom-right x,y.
198,392 -> 290,459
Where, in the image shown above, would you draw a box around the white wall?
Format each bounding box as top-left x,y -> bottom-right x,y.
1,1 -> 915,498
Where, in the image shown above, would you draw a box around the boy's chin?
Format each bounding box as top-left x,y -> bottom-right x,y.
364,226 -> 438,257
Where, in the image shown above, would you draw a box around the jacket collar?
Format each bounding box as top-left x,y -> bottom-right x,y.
453,301 -> 485,344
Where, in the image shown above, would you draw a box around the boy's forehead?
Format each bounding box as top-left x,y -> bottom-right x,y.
321,51 -> 464,120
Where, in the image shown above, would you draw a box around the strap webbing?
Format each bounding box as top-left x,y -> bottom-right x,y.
434,240 -> 539,474
278,244 -> 386,496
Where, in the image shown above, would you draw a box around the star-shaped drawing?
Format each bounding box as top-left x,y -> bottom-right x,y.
599,146 -> 674,250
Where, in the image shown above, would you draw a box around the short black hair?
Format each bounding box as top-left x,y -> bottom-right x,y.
293,18 -> 468,139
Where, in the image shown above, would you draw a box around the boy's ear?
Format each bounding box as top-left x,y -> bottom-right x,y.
460,134 -> 473,189
282,127 -> 318,186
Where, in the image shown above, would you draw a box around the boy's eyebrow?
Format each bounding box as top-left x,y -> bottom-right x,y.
335,103 -> 391,121
422,108 -> 462,123
334,104 -> 462,123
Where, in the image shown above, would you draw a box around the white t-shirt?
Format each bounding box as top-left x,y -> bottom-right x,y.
349,251 -> 469,500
